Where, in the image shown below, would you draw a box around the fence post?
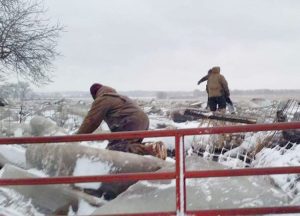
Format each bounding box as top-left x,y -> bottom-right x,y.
175,134 -> 185,216
182,135 -> 186,213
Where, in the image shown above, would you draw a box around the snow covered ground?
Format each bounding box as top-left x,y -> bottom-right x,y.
0,96 -> 299,215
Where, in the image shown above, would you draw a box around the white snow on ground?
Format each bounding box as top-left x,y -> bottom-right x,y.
0,188 -> 43,216
68,199 -> 97,216
219,156 -> 247,168
0,145 -> 26,167
253,143 -> 300,199
14,128 -> 23,137
146,116 -> 200,150
240,131 -> 273,150
79,140 -> 108,149
27,168 -> 49,177
140,179 -> 176,190
42,110 -> 55,118
0,97 -> 299,215
73,157 -> 112,189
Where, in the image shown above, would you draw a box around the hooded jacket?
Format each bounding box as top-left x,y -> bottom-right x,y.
207,67 -> 230,97
77,85 -> 149,134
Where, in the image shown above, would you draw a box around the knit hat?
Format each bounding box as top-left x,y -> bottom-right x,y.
90,83 -> 103,99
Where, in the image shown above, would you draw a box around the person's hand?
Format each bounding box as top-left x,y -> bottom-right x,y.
197,80 -> 201,85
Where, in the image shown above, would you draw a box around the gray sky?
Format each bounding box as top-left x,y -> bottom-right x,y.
36,0 -> 300,92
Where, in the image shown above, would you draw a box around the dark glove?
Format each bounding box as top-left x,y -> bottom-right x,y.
197,80 -> 201,85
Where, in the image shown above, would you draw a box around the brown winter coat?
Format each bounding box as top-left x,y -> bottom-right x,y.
77,86 -> 149,134
207,67 -> 230,97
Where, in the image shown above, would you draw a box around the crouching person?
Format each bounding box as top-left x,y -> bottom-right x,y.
76,83 -> 167,160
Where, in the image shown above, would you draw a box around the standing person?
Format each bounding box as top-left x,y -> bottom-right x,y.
198,67 -> 235,113
76,83 -> 167,160
197,69 -> 212,110
206,66 -> 230,113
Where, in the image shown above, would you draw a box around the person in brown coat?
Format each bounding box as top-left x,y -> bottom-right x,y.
206,66 -> 230,113
76,83 -> 167,159
197,68 -> 235,113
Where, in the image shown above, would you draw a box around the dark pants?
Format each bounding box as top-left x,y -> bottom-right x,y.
106,140 -> 147,155
208,96 -> 226,111
106,115 -> 149,152
225,96 -> 233,106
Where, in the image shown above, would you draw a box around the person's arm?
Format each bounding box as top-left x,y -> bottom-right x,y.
76,98 -> 108,134
219,75 -> 230,96
197,74 -> 209,85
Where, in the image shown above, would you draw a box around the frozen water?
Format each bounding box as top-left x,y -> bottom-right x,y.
0,96 -> 299,215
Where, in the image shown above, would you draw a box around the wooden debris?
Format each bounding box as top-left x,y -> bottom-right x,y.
184,108 -> 257,124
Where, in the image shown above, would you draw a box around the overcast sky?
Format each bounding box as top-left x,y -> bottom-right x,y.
36,0 -> 300,92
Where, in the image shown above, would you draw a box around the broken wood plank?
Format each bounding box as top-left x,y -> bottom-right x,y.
184,108 -> 257,124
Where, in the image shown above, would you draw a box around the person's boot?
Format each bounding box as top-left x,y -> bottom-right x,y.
227,104 -> 235,114
144,141 -> 167,160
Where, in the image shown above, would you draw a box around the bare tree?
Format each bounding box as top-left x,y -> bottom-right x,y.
0,0 -> 63,85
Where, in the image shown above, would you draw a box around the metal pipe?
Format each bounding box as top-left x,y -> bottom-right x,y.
186,166 -> 300,178
0,172 -> 175,186
175,135 -> 181,214
0,121 -> 299,145
186,206 -> 300,215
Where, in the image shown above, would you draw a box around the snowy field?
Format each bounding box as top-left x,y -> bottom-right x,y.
0,95 -> 299,215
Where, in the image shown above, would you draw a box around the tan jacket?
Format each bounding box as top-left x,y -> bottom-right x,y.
207,67 -> 230,97
77,86 -> 149,134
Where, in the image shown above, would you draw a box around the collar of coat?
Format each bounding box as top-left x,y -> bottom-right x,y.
94,85 -> 127,102
96,85 -> 117,97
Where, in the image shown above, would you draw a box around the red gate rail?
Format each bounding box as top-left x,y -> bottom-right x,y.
0,121 -> 299,145
186,166 -> 300,178
0,172 -> 175,186
187,206 -> 300,216
0,121 -> 300,216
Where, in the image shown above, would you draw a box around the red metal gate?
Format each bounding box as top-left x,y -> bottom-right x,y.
1,121 -> 300,215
